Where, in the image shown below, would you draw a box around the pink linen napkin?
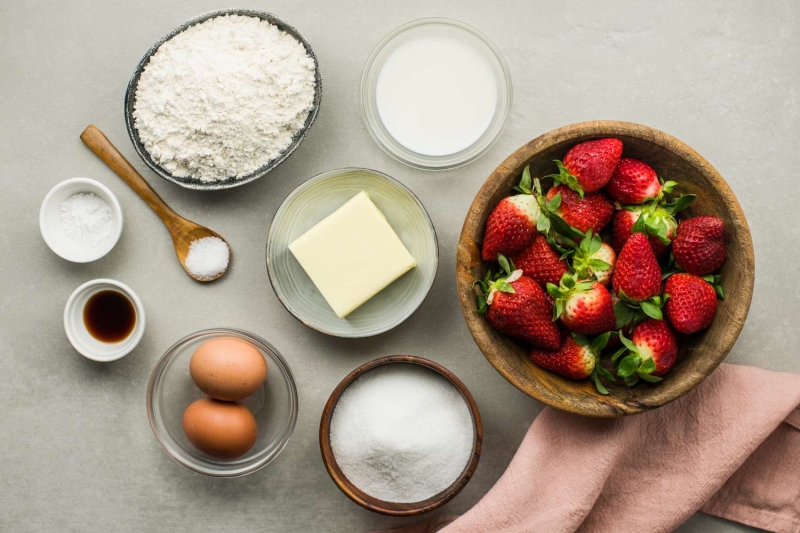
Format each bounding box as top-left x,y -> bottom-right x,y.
374,363 -> 800,533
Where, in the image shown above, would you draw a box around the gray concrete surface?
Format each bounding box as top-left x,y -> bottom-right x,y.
1,1 -> 797,531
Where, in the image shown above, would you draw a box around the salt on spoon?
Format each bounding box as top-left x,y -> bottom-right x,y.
79,125 -> 231,282
185,236 -> 230,281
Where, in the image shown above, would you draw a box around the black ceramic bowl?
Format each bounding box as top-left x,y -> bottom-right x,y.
124,9 -> 322,190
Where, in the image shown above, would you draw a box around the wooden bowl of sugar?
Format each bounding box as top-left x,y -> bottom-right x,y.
319,356 -> 482,516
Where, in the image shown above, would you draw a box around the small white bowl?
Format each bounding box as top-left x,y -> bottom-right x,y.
40,177 -> 123,262
64,279 -> 146,362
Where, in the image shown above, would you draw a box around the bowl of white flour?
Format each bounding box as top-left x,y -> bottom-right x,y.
125,10 -> 322,190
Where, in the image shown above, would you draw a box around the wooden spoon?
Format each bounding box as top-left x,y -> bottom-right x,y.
80,125 -> 230,282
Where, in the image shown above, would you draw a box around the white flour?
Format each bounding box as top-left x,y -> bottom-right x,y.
133,15 -> 316,182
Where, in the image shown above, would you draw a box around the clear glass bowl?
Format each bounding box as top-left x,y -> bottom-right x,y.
146,328 -> 298,476
360,18 -> 512,170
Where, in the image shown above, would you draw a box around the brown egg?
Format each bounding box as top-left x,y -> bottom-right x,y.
190,337 -> 268,401
182,398 -> 257,459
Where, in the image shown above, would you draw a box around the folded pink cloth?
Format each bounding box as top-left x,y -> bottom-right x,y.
374,363 -> 800,533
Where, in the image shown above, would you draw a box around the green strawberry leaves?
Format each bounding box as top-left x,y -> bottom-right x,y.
518,169 -> 584,245
611,331 -> 663,387
639,300 -> 662,320
545,160 -> 585,198
573,331 -> 615,395
663,193 -> 696,216
614,300 -> 635,329
473,255 -> 521,314
513,165 -> 534,195
703,274 -> 725,300
497,254 -> 513,277
547,273 -> 595,321
571,230 -> 611,282
616,289 -> 668,321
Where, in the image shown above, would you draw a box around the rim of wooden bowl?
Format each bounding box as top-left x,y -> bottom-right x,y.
319,355 -> 483,516
456,120 -> 755,418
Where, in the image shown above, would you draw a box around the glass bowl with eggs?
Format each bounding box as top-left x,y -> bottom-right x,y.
146,328 -> 298,476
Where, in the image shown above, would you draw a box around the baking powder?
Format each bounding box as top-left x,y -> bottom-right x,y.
330,364 -> 474,503
59,192 -> 113,248
133,15 -> 316,182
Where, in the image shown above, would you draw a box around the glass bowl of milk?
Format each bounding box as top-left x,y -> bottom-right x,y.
361,18 -> 512,170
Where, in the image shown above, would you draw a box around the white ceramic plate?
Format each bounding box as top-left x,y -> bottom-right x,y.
266,168 -> 438,338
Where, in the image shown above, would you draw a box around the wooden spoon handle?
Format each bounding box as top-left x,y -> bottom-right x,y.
80,125 -> 178,226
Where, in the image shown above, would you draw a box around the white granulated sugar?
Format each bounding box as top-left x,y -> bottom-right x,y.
185,236 -> 230,280
330,364 -> 474,503
59,192 -> 113,248
133,15 -> 316,182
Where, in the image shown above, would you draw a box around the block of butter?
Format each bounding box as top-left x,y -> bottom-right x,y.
289,191 -> 417,318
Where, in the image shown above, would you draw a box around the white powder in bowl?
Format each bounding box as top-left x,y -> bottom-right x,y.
133,15 -> 316,182
59,192 -> 113,248
330,364 -> 474,503
185,236 -> 230,280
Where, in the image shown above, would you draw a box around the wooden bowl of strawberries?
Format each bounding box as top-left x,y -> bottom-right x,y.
457,120 -> 754,417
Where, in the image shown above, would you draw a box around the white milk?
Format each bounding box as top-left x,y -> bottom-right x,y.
376,34 -> 498,157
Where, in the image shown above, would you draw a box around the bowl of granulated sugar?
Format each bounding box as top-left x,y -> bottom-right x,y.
320,356 -> 482,516
125,9 -> 322,190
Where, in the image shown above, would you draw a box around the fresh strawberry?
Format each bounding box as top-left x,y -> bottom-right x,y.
509,234 -> 568,287
545,185 -> 614,235
531,332 -> 615,393
612,319 -> 678,385
605,158 -> 662,204
548,275 -> 616,335
548,138 -> 623,193
612,233 -> 662,302
482,194 -> 540,261
672,216 -> 726,275
475,256 -> 561,350
612,207 -> 674,259
664,273 -> 722,334
571,230 -> 616,286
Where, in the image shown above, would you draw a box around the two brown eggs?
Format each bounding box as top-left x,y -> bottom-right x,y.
182,337 -> 268,459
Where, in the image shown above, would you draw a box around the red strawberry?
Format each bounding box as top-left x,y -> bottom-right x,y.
509,234 -> 568,287
549,277 -> 617,335
531,332 -> 615,393
571,231 -> 616,286
612,208 -> 675,259
549,138 -> 623,193
545,185 -> 614,234
612,233 -> 662,302
482,194 -> 540,261
613,319 -> 678,385
672,216 -> 726,275
664,273 -> 719,333
475,260 -> 561,350
605,158 -> 662,204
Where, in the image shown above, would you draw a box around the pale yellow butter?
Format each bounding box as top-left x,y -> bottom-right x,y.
288,191 -> 417,318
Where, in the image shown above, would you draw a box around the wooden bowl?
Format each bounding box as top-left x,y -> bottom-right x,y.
456,120 -> 754,418
319,356 -> 483,516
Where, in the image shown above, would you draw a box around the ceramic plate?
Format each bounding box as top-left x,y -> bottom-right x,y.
267,168 -> 438,337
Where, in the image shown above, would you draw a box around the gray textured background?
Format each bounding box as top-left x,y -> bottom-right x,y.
1,1 -> 797,531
